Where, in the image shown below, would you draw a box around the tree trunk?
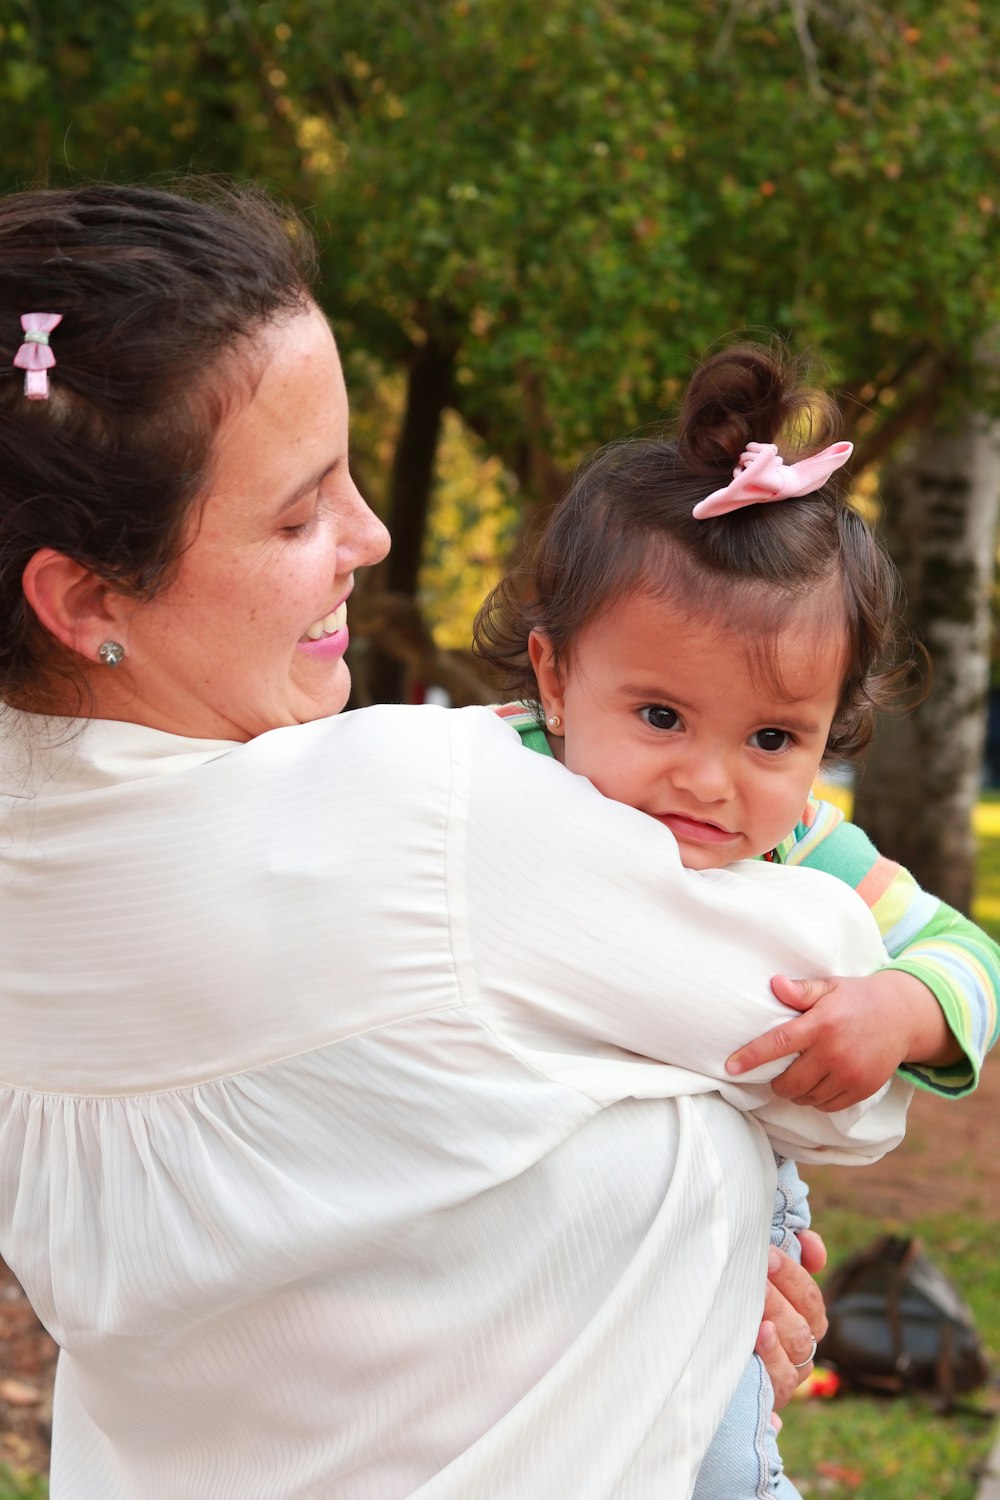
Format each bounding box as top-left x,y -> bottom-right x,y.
852,403 -> 1000,913
366,337 -> 454,705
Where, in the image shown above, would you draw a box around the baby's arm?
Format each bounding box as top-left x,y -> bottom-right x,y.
727,796 -> 1000,1109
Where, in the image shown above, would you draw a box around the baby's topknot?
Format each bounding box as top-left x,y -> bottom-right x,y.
676,340 -> 840,478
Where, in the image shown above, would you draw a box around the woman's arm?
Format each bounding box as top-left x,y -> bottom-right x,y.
452,711 -> 909,1165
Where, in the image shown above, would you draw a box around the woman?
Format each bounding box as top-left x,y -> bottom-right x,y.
0,183 -> 910,1500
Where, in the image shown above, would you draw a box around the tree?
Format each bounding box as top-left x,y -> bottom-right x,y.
853,364 -> 1000,912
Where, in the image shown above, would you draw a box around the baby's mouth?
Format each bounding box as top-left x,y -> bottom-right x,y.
656,813 -> 737,843
302,602 -> 347,641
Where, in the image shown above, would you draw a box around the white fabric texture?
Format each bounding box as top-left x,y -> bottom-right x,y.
0,704 -> 909,1499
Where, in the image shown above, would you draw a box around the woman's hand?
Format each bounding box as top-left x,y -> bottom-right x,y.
755,1236 -> 828,1408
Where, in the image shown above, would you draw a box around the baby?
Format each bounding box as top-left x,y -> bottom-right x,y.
474,340 -> 999,1498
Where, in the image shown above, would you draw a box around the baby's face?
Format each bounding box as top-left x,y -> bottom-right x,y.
531,591 -> 844,870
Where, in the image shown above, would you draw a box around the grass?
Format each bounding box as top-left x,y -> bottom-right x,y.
3,793 -> 1000,1500
0,1471 -> 44,1500
778,1211 -> 1000,1498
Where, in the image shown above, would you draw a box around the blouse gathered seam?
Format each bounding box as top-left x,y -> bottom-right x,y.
0,1001 -> 471,1103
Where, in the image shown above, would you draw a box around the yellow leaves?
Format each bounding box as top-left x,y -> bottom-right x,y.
421,411 -> 520,651
469,306 -> 495,337
295,115 -> 348,175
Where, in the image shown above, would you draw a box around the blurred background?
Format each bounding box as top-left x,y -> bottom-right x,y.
2,4 -> 1000,1494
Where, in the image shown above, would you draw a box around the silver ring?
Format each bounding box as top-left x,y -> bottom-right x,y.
792,1336 -> 818,1370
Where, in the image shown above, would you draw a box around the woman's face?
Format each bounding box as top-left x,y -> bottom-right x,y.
108,305 -> 389,741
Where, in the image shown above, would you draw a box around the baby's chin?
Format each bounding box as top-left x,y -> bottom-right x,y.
677,842 -> 770,871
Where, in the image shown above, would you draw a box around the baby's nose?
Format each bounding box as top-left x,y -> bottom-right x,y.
670,750 -> 735,802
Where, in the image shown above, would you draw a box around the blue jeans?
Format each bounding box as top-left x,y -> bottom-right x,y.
691,1158 -> 808,1500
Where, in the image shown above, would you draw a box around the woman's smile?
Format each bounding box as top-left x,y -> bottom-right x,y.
298,599 -> 350,656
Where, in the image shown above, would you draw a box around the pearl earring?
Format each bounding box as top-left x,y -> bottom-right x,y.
98,641 -> 125,668
547,715 -> 561,730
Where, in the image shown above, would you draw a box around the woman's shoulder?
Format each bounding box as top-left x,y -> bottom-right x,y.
258,703 -> 524,780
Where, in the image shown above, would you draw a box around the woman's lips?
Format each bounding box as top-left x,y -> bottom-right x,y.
298,627 -> 349,660
655,813 -> 738,844
298,600 -> 349,658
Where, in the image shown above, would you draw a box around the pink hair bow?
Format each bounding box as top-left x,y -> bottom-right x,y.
692,439 -> 853,520
13,312 -> 62,400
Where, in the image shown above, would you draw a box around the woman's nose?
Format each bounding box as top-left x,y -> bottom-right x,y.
343,480 -> 391,570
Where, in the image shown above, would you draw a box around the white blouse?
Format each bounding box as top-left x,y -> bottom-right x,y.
0,704 -> 908,1500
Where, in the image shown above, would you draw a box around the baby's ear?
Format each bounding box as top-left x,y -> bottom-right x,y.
22,547 -> 124,663
528,630 -> 566,731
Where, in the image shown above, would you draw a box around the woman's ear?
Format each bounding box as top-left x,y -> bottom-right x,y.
528,629 -> 566,735
22,548 -> 124,664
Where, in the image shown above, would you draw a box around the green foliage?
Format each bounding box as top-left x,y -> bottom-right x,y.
3,1 -> 999,478
271,0 -> 1000,463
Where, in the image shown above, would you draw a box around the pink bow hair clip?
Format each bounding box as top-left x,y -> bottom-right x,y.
692,439 -> 853,520
12,312 -> 62,400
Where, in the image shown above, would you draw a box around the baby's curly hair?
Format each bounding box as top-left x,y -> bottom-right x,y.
474,340 -> 919,761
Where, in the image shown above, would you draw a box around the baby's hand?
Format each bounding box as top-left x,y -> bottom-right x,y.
725,970 -> 958,1111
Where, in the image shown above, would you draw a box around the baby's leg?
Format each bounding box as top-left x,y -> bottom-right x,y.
771,1156 -> 809,1261
692,1159 -> 809,1500
690,1354 -> 801,1500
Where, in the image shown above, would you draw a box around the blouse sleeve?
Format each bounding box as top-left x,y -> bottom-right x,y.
781,795 -> 1000,1096
447,710 -> 910,1166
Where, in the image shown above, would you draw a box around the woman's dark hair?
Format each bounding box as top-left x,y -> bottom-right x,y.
0,179 -> 317,709
474,341 -> 918,761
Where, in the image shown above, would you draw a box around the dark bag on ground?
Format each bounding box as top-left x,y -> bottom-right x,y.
817,1233 -> 990,1405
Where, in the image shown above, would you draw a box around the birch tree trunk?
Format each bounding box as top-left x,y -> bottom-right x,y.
852,405 -> 1000,914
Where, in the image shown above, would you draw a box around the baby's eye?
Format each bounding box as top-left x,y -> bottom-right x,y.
750,728 -> 791,753
639,705 -> 680,731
